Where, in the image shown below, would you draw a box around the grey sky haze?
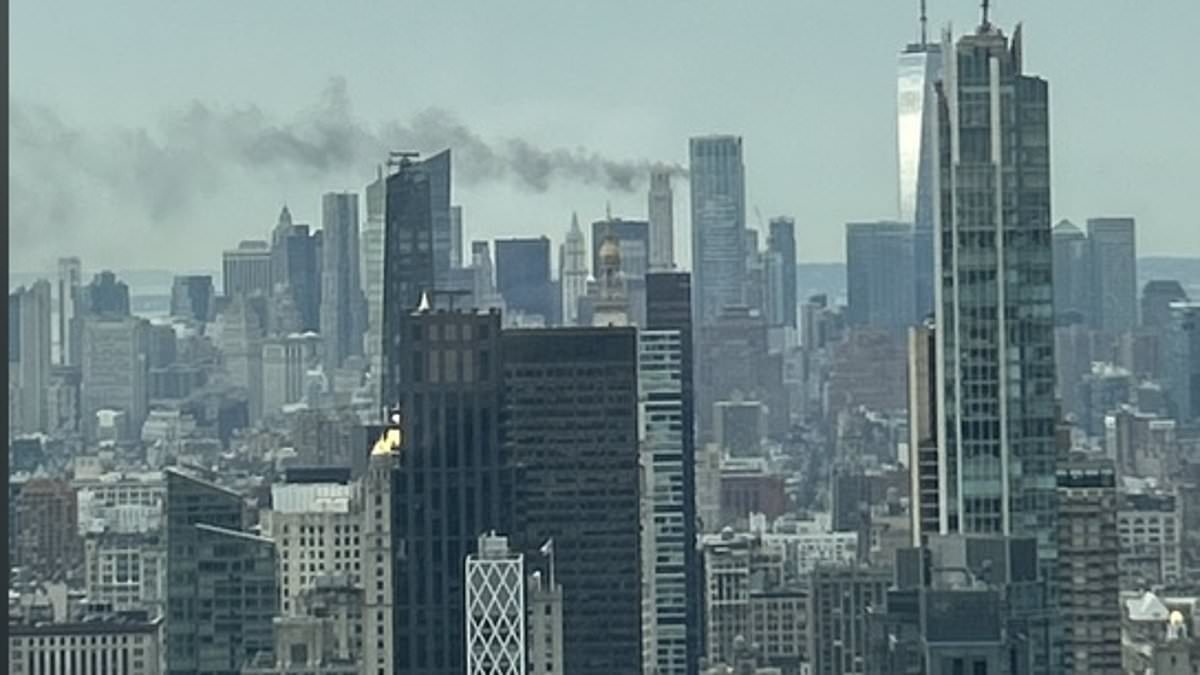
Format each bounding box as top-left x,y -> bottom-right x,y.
10,1 -> 1200,274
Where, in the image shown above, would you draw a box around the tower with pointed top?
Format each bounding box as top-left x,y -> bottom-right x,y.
560,213 -> 589,326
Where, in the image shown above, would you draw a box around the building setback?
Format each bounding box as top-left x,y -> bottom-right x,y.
503,327 -> 642,675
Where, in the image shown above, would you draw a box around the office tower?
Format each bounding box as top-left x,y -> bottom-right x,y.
1166,302 -> 1200,423
321,191 -> 366,370
697,306 -> 785,441
222,240 -> 273,299
363,167 -> 387,400
165,469 -> 278,675
13,478 -> 82,581
465,533 -> 526,675
451,205 -> 464,269
1057,457 -> 1121,675
261,333 -> 320,419
362,418 -> 400,675
907,321 -> 938,544
81,270 -> 131,317
690,135 -> 747,324
898,11 -> 943,320
10,615 -> 164,675
808,564 -> 889,675
381,153 -> 444,408
649,168 -> 675,271
261,477 -> 361,616
81,314 -> 150,440
218,297 -> 265,424
560,213 -> 588,325
931,20 -> 1062,673
766,217 -> 798,329
504,327 -> 642,675
495,237 -> 555,323
1052,220 -> 1090,325
743,229 -> 764,317
57,256 -> 83,365
390,309 -> 511,675
1087,217 -> 1137,337
423,150 -> 454,285
169,275 -> 215,323
1141,280 -> 1188,331
9,281 -> 53,434
270,207 -> 322,332
639,330 -> 689,675
645,271 -> 700,672
932,20 -> 1059,574
845,221 -> 916,334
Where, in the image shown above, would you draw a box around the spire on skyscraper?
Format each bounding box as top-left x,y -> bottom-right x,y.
920,0 -> 928,46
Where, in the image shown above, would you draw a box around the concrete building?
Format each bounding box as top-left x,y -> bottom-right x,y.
808,564 -> 889,675
10,280 -> 53,434
361,418 -> 400,675
8,613 -> 164,675
1057,457 -> 1121,675
320,191 -> 365,370
222,240 -> 273,299
261,332 -> 321,419
14,478 -> 83,582
527,570 -> 565,675
690,135 -> 747,324
560,213 -> 588,326
649,168 -> 676,272
465,533 -> 526,675
1118,478 -> 1182,587
504,327 -> 642,675
83,531 -> 165,614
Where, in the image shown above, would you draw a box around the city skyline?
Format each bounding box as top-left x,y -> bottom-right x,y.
10,1 -> 1200,273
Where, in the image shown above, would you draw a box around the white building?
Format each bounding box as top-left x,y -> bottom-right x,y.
559,213 -> 588,326
260,481 -> 362,616
648,169 -> 675,271
466,533 -> 526,675
83,532 -> 165,613
9,614 -> 164,675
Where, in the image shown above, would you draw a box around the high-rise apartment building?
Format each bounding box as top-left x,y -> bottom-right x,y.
897,26 -> 943,320
57,256 -> 83,365
390,309 -> 511,675
1087,217 -> 1137,337
1057,457 -> 1121,675
931,21 -> 1059,671
10,281 -> 53,435
560,213 -> 588,326
766,217 -> 798,330
690,135 -> 746,324
81,314 -> 150,441
165,470 -> 277,675
504,327 -> 642,675
495,237 -> 555,324
649,168 -> 676,271
321,191 -> 365,370
465,533 -> 526,675
639,330 -> 689,675
222,241 -> 273,300
845,221 -> 916,334
381,152 -> 445,409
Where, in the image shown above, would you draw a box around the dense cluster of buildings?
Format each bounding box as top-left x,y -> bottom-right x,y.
9,8 -> 1200,675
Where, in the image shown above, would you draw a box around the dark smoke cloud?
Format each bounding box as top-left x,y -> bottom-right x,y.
8,77 -> 685,248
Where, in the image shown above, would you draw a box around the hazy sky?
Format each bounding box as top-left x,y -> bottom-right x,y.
10,1 -> 1200,275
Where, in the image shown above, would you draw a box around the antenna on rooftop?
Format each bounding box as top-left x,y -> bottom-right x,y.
919,0 -> 928,46
981,0 -> 991,29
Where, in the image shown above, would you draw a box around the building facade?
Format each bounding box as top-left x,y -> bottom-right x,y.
560,213 -> 588,326
845,221 -> 916,334
465,533 -> 526,675
1086,217 -> 1137,337
898,32 -> 943,320
9,615 -> 165,675
321,191 -> 365,370
10,280 -> 53,434
690,135 -> 747,325
649,168 -> 676,271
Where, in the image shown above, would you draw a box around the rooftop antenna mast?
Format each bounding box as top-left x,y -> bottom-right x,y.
981,0 -> 991,29
919,0 -> 927,46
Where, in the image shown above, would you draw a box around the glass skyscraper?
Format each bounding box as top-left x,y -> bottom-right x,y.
689,135 -> 746,325
898,36 -> 943,321
932,21 -> 1058,672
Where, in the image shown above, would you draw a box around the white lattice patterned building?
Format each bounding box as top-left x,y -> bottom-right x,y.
466,532 -> 526,675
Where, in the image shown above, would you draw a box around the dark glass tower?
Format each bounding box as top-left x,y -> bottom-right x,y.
388,308 -> 510,675
646,271 -> 700,675
845,221 -> 917,334
381,152 -> 445,407
494,237 -> 555,322
320,191 -> 366,369
766,217 -> 798,329
503,327 -> 642,675
933,20 -> 1059,674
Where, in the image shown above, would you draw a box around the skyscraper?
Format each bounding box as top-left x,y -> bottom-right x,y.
222,241 -> 273,300
1141,280 -> 1188,332
423,150 -> 454,285
1087,217 -> 1137,337
648,168 -> 676,271
504,327 -> 642,675
9,281 -> 53,435
451,205 -> 465,269
590,218 -> 650,284
639,329 -> 688,675
689,135 -> 746,324
932,19 -> 1058,672
270,207 -> 322,332
390,309 -> 511,675
169,275 -> 215,324
57,256 -> 82,365
560,213 -> 588,326
381,152 -> 444,408
82,270 -> 132,317
465,533 -> 526,675
495,237 -> 555,324
320,191 -> 365,370
766,217 -> 798,329
362,166 -> 387,405
1167,301 -> 1200,423
81,314 -> 150,440
1051,219 -> 1090,325
897,13 -> 943,319
845,221 -> 916,334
